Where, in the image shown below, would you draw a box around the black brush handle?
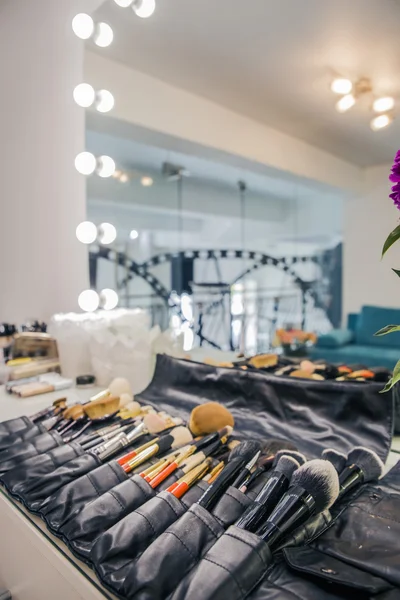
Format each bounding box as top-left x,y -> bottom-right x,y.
236,472 -> 289,532
197,457 -> 245,511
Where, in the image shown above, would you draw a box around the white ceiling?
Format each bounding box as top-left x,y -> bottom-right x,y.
93,0 -> 400,167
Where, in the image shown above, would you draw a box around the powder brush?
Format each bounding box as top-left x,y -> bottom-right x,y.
338,446 -> 384,500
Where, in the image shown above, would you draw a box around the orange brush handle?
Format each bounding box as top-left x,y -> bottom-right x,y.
118,449 -> 139,466
166,481 -> 179,493
171,482 -> 189,499
150,461 -> 178,489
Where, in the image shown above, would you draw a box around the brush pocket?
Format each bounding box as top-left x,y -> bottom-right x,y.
0,431 -> 63,475
0,422 -> 46,451
61,475 -> 158,563
21,452 -> 101,512
211,486 -> 253,528
41,459 -> 128,532
0,416 -> 34,440
1,441 -> 84,497
170,525 -> 272,600
91,482 -> 208,597
122,502 -> 227,600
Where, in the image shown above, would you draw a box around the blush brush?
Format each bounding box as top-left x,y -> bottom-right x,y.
321,448 -> 347,474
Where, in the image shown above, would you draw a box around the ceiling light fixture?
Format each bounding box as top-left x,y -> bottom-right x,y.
132,0 -> 156,18
331,78 -> 353,95
335,94 -> 356,113
141,176 -> 153,187
130,229 -> 139,240
76,221 -> 97,244
373,97 -> 395,113
370,113 -> 393,131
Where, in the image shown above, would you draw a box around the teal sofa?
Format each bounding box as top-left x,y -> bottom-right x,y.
309,305 -> 400,370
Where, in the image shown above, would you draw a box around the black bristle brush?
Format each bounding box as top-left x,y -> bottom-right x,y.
338,446 -> 384,499
197,441 -> 261,511
236,455 -> 300,533
238,440 -> 301,492
321,448 -> 347,474
256,459 -> 339,550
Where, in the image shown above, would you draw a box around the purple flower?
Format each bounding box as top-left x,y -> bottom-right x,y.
390,182 -> 400,210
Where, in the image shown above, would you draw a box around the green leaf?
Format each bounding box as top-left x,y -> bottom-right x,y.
382,225 -> 400,258
380,359 -> 400,393
374,324 -> 400,336
392,268 -> 400,278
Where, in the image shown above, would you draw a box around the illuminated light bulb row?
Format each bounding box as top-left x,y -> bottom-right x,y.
78,288 -> 119,312
73,84 -> 114,112
76,221 -> 117,245
72,14 -> 113,46
331,77 -> 395,130
75,152 -> 116,177
113,0 -> 156,18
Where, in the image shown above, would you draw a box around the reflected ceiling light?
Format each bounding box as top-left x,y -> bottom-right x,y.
133,0 -> 156,18
100,289 -> 119,310
76,221 -> 97,244
72,13 -> 94,39
141,176 -> 153,187
331,78 -> 353,95
97,155 -> 116,178
98,222 -> 117,245
75,151 -> 96,175
119,173 -> 130,183
114,0 -> 133,6
73,83 -> 95,108
373,97 -> 395,113
335,94 -> 356,113
370,113 -> 393,131
130,229 -> 139,240
95,89 -> 115,113
78,290 -> 100,312
93,22 -> 114,47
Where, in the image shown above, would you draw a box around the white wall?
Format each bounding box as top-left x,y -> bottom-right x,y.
344,164 -> 400,316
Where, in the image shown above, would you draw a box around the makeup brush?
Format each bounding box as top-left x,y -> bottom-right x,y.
121,427 -> 193,473
204,461 -> 225,483
238,455 -> 274,493
166,458 -> 213,499
197,441 -> 261,511
273,449 -> 307,466
179,435 -> 230,474
236,455 -> 300,533
231,450 -> 261,489
189,402 -> 234,436
149,446 -> 197,488
191,426 -> 233,452
256,459 -> 339,550
139,457 -> 171,480
338,446 -> 384,499
321,448 -> 347,474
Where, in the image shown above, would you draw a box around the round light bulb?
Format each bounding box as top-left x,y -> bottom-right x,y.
335,94 -> 356,113
130,229 -> 139,240
370,113 -> 393,131
72,13 -> 94,39
73,83 -> 95,108
114,0 -> 132,6
100,288 -> 119,310
93,22 -> 113,47
97,156 -> 116,178
133,0 -> 156,18
141,176 -> 153,187
98,222 -> 117,245
331,78 -> 353,95
119,173 -> 129,183
76,221 -> 97,244
75,152 -> 96,175
78,290 -> 100,312
95,89 -> 115,113
373,97 -> 395,113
